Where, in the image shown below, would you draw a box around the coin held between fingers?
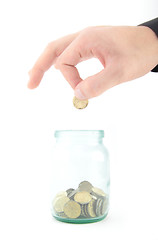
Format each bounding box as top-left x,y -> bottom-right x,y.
73,96 -> 88,109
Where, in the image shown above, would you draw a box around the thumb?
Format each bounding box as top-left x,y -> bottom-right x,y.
74,66 -> 120,99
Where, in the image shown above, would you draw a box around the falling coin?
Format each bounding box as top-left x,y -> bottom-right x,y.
73,96 -> 88,109
64,200 -> 81,218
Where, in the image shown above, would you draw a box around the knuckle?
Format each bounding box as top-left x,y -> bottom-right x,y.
80,26 -> 95,40
77,27 -> 96,49
54,58 -> 63,69
82,26 -> 95,34
46,41 -> 55,50
46,41 -> 59,56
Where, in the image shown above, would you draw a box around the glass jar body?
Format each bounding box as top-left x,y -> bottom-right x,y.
51,130 -> 110,223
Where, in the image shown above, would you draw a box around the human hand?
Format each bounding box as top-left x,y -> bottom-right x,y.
28,26 -> 158,99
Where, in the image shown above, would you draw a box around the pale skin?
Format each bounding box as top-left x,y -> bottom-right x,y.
28,26 -> 158,99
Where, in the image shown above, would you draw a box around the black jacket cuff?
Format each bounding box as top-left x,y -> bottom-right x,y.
139,18 -> 158,72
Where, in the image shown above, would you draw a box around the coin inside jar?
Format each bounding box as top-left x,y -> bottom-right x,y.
101,198 -> 108,215
92,187 -> 106,197
73,96 -> 88,109
53,196 -> 69,213
88,199 -> 96,218
66,188 -> 75,197
55,191 -> 67,198
74,191 -> 92,204
78,181 -> 93,193
64,200 -> 81,218
52,181 -> 109,219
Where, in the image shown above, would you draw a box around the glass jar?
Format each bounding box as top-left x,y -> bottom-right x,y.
51,130 -> 110,223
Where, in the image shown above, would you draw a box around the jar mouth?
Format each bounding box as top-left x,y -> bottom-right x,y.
54,130 -> 104,138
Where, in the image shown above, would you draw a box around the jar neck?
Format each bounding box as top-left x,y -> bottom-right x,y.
56,137 -> 103,145
55,130 -> 104,145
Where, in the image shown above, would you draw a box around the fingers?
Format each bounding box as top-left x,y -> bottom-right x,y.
54,47 -> 83,89
55,37 -> 93,89
28,46 -> 56,89
28,33 -> 79,89
74,65 -> 121,99
55,63 -> 83,89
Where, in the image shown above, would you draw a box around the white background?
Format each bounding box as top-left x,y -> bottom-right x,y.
0,0 -> 158,239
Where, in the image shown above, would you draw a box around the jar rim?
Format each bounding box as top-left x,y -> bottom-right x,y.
54,130 -> 104,138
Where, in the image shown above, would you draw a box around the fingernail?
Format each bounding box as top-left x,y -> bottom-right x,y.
74,88 -> 86,100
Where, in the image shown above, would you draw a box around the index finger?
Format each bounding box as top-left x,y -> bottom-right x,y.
28,33 -> 79,89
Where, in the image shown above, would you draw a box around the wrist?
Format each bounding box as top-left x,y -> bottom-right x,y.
138,18 -> 158,71
139,18 -> 158,38
139,26 -> 158,64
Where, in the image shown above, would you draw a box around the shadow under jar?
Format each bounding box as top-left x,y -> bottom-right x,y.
51,130 -> 110,224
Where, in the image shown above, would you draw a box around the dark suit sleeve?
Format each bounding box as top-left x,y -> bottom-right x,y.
139,18 -> 158,72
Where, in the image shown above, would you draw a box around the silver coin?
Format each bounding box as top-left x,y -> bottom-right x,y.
81,204 -> 89,218
90,193 -> 97,200
67,189 -> 79,200
78,181 -> 93,193
66,188 -> 75,197
57,211 -> 67,218
81,204 -> 86,217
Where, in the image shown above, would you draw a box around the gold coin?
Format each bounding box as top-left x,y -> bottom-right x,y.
74,191 -> 92,204
101,198 -> 108,215
92,187 -> 106,197
53,196 -> 69,213
73,96 -> 88,109
55,191 -> 67,198
64,200 -> 81,218
88,199 -> 96,218
96,198 -> 102,216
52,191 -> 67,207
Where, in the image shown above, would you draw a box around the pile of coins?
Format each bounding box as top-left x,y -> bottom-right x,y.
52,181 -> 108,219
